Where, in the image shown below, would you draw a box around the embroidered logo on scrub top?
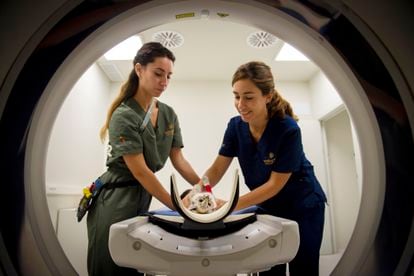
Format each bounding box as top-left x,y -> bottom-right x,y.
164,123 -> 175,136
263,152 -> 276,165
117,135 -> 133,146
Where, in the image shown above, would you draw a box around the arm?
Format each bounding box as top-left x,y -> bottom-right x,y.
236,171 -> 291,210
169,147 -> 200,185
123,153 -> 175,210
203,155 -> 233,187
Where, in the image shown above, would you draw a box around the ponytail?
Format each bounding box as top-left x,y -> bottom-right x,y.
99,70 -> 138,141
267,89 -> 299,121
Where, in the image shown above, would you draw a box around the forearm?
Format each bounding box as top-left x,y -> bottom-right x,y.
236,185 -> 274,210
203,155 -> 233,187
124,154 -> 175,210
133,168 -> 175,210
236,172 -> 291,211
173,158 -> 200,185
170,148 -> 200,185
203,166 -> 224,187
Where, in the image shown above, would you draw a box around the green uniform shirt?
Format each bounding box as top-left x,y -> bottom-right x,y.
87,98 -> 184,276
105,97 -> 183,179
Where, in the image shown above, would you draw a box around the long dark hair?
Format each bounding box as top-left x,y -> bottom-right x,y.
100,42 -> 175,141
232,61 -> 298,121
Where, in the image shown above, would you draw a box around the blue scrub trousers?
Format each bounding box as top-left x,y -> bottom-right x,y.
259,201 -> 325,276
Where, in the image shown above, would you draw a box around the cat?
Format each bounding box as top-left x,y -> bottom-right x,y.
181,176 -> 217,214
188,192 -> 217,214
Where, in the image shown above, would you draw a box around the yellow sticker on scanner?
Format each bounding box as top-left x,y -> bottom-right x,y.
176,12 -> 195,19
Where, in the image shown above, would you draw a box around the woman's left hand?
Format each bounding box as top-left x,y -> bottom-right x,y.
182,193 -> 192,208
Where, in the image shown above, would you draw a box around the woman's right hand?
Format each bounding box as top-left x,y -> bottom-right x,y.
214,198 -> 227,210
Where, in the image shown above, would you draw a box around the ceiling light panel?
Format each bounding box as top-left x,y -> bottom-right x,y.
275,43 -> 309,61
104,36 -> 142,60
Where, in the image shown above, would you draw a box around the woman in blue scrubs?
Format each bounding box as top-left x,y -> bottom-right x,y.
201,61 -> 327,275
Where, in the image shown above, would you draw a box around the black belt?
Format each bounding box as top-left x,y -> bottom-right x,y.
104,180 -> 138,189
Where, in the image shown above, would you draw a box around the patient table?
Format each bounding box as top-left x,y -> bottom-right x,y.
109,171 -> 299,276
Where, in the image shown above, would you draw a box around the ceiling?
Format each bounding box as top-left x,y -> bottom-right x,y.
97,18 -> 320,83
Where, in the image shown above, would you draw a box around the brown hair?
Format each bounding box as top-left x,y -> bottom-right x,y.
99,42 -> 175,141
232,61 -> 298,121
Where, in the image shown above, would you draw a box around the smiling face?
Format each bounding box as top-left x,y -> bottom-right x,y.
233,79 -> 272,123
135,56 -> 173,97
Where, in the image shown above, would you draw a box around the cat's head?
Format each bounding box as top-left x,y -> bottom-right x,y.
188,192 -> 217,214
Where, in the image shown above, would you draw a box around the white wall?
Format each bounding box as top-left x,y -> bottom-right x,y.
309,71 -> 344,120
46,63 -> 111,226
46,63 -> 110,190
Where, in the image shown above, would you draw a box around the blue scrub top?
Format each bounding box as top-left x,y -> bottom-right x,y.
219,115 -> 327,216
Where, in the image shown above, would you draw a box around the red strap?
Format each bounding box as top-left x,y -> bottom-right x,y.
204,184 -> 212,193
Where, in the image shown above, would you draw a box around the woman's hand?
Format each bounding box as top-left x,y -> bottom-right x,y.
214,198 -> 227,210
182,193 -> 192,208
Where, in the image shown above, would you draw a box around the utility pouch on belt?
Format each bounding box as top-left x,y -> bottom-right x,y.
77,178 -> 104,222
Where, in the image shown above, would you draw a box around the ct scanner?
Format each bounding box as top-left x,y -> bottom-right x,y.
0,0 -> 413,275
108,172 -> 300,275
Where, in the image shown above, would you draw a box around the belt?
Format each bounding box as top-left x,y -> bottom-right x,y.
104,180 -> 138,189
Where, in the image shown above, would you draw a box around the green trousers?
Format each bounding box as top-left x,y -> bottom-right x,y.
87,183 -> 151,276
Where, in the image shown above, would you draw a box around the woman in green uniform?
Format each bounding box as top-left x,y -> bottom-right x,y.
87,42 -> 200,276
